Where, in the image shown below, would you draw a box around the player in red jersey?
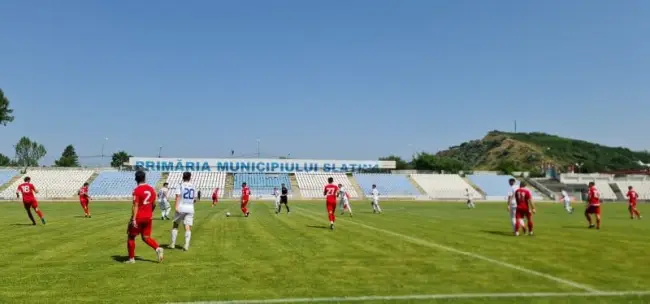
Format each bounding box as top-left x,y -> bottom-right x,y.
585,182 -> 601,229
241,183 -> 251,217
626,186 -> 642,220
78,182 -> 91,218
16,176 -> 46,225
126,170 -> 164,264
324,177 -> 339,230
211,188 -> 219,207
514,182 -> 535,236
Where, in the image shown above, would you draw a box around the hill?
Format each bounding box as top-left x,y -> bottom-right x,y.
437,131 -> 650,173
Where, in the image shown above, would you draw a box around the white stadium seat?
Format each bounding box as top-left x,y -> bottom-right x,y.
0,169 -> 94,199
295,173 -> 359,198
165,172 -> 226,198
615,175 -> 650,200
410,174 -> 481,200
560,174 -> 617,200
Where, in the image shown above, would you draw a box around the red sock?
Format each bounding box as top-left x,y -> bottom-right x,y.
241,206 -> 248,214
127,237 -> 136,259
143,237 -> 159,250
35,209 -> 44,219
514,218 -> 520,232
527,219 -> 533,232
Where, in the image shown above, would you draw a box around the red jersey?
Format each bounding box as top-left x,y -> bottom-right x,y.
79,186 -> 89,201
588,186 -> 600,206
212,189 -> 219,200
241,186 -> 251,200
627,190 -> 638,204
17,182 -> 37,202
514,188 -> 532,210
132,184 -> 157,220
324,184 -> 339,204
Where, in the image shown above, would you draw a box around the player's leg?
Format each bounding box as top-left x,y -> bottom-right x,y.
585,207 -> 594,228
23,203 -> 36,225
139,220 -> 164,262
629,205 -> 634,219
241,200 -> 249,216
31,201 -> 45,224
284,199 -> 290,213
634,205 -> 642,219
514,210 -> 522,236
526,212 -> 533,235
327,203 -> 336,229
183,214 -> 193,251
509,208 -> 517,233
85,200 -> 91,217
375,200 -> 382,213
345,200 -> 353,216
169,214 -> 183,248
126,223 -> 138,263
595,207 -> 601,229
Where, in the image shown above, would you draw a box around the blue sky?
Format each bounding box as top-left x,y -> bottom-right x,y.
1,0 -> 649,166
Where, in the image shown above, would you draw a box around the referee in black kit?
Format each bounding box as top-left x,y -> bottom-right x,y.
277,183 -> 290,214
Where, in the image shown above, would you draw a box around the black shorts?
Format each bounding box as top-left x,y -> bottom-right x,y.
280,196 -> 288,204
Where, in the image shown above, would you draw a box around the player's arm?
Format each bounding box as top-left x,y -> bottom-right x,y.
131,195 -> 139,227
506,191 -> 513,209
15,187 -> 19,199
528,194 -> 536,213
175,192 -> 181,211
32,185 -> 39,194
323,187 -> 327,196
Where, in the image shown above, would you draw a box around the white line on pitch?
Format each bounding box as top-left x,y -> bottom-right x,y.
295,207 -> 599,293
165,290 -> 650,304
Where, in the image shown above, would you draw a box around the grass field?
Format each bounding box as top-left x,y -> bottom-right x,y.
1,200 -> 650,304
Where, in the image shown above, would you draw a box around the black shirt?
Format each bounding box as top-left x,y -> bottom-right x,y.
281,186 -> 288,196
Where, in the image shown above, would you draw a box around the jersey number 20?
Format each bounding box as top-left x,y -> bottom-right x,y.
183,188 -> 195,200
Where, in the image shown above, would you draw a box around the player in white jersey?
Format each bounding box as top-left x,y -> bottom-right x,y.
507,178 -> 526,233
560,189 -> 573,214
158,183 -> 171,220
338,184 -> 353,216
465,188 -> 475,208
272,187 -> 281,214
169,172 -> 196,251
371,184 -> 382,214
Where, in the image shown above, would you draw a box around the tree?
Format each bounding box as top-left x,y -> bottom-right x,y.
54,145 -> 80,167
15,137 -> 47,167
412,153 -> 468,173
379,155 -> 412,170
0,153 -> 11,166
111,151 -> 132,168
0,89 -> 15,126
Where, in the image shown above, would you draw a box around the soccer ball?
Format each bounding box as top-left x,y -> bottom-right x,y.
225,212 -> 231,217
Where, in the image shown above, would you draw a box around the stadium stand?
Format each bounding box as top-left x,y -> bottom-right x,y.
0,169 -> 94,199
468,173 -> 543,200
410,174 -> 481,200
615,175 -> 650,200
233,173 -> 291,198
166,172 -> 226,198
0,169 -> 18,188
559,173 -> 617,200
353,173 -> 420,198
295,172 -> 359,198
90,171 -> 162,199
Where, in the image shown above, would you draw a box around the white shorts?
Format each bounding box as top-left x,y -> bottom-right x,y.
173,212 -> 194,226
340,199 -> 349,207
372,199 -> 379,205
159,199 -> 170,210
509,206 -> 517,219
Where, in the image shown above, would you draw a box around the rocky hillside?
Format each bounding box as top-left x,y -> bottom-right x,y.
437,131 -> 650,172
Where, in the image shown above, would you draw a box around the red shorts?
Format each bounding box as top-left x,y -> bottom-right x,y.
127,219 -> 153,237
629,203 -> 637,209
515,208 -> 531,219
241,199 -> 249,205
586,205 -> 601,215
23,200 -> 38,209
326,202 -> 337,214
80,199 -> 89,207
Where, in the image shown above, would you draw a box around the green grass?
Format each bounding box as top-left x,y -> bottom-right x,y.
0,200 -> 649,303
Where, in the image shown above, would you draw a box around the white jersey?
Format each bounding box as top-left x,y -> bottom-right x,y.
174,182 -> 196,214
273,189 -> 280,197
339,186 -> 348,201
466,191 -> 472,200
372,189 -> 379,201
508,185 -> 518,207
158,187 -> 169,202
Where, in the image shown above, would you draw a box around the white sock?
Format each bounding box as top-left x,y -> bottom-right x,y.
347,204 -> 352,214
184,230 -> 192,248
519,219 -> 525,228
170,228 -> 178,246
376,203 -> 382,212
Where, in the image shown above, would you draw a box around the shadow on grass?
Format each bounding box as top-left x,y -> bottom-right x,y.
306,225 -> 328,229
562,226 -> 588,229
480,230 -> 513,236
9,223 -> 35,226
111,255 -> 157,263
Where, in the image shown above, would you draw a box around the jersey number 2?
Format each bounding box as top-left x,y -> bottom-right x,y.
143,191 -> 152,204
